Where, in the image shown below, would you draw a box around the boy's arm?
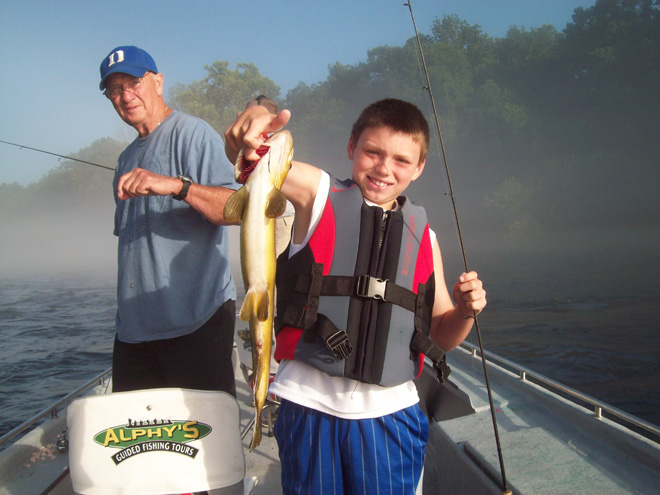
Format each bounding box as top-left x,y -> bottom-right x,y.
281,160 -> 321,244
429,239 -> 487,351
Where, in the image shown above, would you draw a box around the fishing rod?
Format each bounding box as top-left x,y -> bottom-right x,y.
0,140 -> 115,172
404,2 -> 512,494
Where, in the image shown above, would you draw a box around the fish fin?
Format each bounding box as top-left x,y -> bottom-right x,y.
265,188 -> 287,219
239,291 -> 253,321
240,289 -> 270,322
223,186 -> 248,223
255,289 -> 270,322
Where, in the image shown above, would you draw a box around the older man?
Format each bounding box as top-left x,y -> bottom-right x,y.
100,45 -> 238,396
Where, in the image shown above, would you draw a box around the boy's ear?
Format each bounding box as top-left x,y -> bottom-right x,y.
411,159 -> 426,181
347,135 -> 355,160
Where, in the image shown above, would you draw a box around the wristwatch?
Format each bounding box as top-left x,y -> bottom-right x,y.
172,175 -> 193,200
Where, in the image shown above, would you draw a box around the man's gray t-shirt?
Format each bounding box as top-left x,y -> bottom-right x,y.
113,111 -> 237,343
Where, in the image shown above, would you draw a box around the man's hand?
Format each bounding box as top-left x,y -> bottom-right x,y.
224,106 -> 291,163
117,168 -> 180,200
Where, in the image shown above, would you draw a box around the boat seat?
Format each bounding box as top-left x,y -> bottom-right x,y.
67,388 -> 250,495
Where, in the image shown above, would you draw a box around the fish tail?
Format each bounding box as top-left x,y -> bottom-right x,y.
249,414 -> 262,451
250,375 -> 267,451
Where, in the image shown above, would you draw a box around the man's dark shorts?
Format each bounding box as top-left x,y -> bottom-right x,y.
112,299 -> 236,397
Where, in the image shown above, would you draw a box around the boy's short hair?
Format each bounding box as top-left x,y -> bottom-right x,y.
246,95 -> 279,114
350,99 -> 430,163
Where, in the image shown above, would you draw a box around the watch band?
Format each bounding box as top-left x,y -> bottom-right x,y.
172,175 -> 192,200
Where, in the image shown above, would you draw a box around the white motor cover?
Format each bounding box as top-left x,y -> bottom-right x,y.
66,388 -> 245,495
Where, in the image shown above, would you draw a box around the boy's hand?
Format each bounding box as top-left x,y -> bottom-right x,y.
453,271 -> 487,317
224,106 -> 291,163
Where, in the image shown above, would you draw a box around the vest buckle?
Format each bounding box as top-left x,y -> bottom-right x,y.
326,330 -> 353,361
356,275 -> 388,301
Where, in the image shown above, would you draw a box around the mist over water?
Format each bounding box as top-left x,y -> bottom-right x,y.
1,169 -> 659,432
0,206 -> 117,280
453,225 -> 660,424
2,201 -> 659,427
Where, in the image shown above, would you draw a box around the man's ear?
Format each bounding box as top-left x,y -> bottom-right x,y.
154,72 -> 164,96
347,135 -> 355,160
411,159 -> 426,181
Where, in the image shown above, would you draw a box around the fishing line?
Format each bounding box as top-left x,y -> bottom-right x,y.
404,2 -> 512,494
0,140 -> 116,172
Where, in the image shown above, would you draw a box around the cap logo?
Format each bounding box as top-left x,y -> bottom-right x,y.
107,50 -> 125,67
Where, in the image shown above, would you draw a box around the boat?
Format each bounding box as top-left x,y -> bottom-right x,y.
1,326 -> 659,495
418,343 -> 660,494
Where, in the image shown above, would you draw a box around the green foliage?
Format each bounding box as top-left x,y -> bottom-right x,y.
6,1 -> 658,237
168,61 -> 280,135
559,0 -> 660,152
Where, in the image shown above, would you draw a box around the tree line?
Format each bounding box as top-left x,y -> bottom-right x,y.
3,0 -> 658,235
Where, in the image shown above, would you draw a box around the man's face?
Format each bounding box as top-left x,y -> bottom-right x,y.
104,72 -> 163,129
349,126 -> 426,210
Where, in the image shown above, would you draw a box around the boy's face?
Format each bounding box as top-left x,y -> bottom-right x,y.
348,126 -> 426,210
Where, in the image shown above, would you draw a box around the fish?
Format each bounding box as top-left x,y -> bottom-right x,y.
223,130 -> 293,450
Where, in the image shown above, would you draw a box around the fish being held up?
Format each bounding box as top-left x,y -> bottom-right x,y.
223,130 -> 293,450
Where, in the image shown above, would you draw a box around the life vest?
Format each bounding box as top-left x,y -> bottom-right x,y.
274,176 -> 448,386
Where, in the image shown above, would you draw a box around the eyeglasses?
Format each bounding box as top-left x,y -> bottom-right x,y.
104,76 -> 144,99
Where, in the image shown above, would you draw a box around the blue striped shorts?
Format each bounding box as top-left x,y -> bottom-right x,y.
274,399 -> 429,495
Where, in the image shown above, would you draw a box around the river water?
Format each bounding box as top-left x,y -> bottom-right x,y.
1,226 -> 659,442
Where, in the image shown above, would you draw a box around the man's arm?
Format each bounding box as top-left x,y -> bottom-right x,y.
116,168 -> 238,225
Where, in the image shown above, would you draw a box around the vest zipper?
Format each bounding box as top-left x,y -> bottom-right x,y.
379,210 -> 388,249
356,209 -> 389,382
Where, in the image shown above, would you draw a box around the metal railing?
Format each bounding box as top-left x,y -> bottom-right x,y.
0,367 -> 112,447
460,342 -> 660,441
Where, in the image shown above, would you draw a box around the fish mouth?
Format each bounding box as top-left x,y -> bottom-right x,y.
238,144 -> 270,184
238,159 -> 257,184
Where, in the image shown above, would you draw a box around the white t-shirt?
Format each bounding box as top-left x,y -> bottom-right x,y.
269,172 -> 436,419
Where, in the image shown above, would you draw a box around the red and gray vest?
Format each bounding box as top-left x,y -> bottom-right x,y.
274,176 -> 447,386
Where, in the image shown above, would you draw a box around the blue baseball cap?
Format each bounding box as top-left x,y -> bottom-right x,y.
99,46 -> 158,90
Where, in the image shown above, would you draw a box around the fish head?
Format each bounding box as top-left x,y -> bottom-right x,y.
265,130 -> 293,189
234,130 -> 293,186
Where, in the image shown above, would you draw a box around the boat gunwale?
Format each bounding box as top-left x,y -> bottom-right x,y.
0,368 -> 112,448
459,342 -> 660,442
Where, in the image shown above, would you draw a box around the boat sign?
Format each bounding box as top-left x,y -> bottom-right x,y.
67,388 -> 245,495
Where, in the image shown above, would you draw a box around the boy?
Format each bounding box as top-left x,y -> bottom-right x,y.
225,98 -> 486,494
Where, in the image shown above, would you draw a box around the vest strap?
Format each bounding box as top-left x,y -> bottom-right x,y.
294,273 -> 432,324
409,331 -> 451,383
277,308 -> 353,361
317,314 -> 353,361
303,263 -> 324,343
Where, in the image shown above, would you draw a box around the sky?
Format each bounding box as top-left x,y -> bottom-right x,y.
0,0 -> 596,186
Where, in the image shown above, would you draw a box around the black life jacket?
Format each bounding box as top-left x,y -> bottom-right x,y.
274,176 -> 448,386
